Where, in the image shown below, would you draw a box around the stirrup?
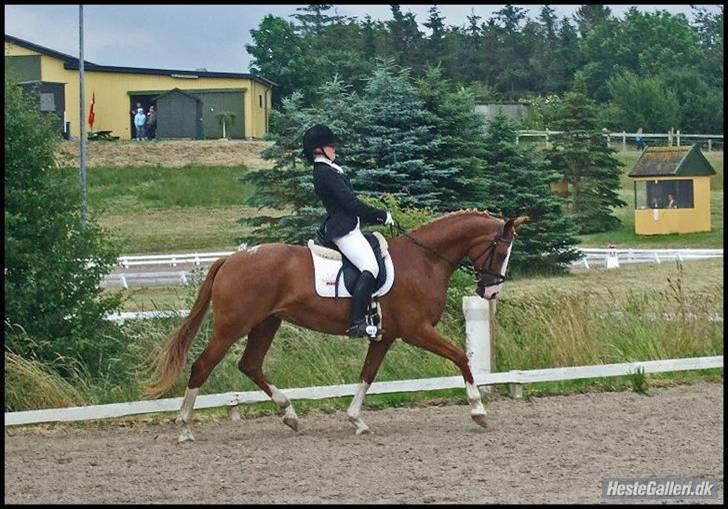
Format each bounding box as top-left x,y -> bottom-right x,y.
346,321 -> 381,341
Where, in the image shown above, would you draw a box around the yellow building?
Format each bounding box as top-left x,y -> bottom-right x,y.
5,34 -> 274,140
628,145 -> 716,235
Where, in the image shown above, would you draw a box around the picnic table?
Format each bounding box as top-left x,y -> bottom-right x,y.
88,130 -> 119,141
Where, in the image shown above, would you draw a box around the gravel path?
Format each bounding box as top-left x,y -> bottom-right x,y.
5,382 -> 723,504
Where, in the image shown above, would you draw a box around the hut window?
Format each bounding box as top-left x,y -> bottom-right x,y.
40,92 -> 56,112
635,180 -> 694,209
259,95 -> 263,108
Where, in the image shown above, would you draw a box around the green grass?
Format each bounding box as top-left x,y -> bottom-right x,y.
57,165 -> 260,253
59,165 -> 256,211
65,151 -> 723,253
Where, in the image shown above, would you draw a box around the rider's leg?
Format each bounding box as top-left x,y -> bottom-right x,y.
332,227 -> 380,338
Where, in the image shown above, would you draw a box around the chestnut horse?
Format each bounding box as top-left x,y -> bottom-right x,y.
145,210 -> 528,442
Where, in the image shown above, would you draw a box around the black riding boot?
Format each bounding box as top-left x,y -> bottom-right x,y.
347,270 -> 380,340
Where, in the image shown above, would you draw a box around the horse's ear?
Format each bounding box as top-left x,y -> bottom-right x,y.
505,216 -> 529,236
514,216 -> 529,228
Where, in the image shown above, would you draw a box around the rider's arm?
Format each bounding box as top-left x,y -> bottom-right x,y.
318,166 -> 387,225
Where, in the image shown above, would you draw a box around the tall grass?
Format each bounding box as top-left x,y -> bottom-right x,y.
7,260 -> 722,412
4,352 -> 91,411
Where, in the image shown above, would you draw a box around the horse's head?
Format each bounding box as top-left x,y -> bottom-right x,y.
469,216 -> 528,300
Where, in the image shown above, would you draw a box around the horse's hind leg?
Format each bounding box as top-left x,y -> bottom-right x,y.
176,332 -> 240,442
237,316 -> 300,431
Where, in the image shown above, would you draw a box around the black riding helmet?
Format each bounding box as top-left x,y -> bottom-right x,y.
303,124 -> 339,163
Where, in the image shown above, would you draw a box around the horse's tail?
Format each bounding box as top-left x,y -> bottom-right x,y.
143,257 -> 227,398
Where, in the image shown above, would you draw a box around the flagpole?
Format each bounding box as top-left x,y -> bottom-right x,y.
79,4 -> 88,231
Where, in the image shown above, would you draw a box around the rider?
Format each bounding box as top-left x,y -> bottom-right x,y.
303,124 -> 394,339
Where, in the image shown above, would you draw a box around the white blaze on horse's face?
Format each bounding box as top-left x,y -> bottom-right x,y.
482,241 -> 512,300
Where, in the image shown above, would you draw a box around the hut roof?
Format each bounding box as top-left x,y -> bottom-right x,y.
152,88 -> 202,103
628,145 -> 716,178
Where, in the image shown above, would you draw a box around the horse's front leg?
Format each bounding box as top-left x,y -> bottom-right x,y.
347,336 -> 395,435
402,325 -> 488,429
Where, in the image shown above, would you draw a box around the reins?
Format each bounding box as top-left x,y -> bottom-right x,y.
389,219 -> 512,286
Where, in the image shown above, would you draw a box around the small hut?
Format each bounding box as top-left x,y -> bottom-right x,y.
628,145 -> 716,235
153,88 -> 203,139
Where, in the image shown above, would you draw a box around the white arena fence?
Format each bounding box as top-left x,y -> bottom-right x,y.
6,298 -> 723,427
105,248 -> 723,288
515,130 -> 723,151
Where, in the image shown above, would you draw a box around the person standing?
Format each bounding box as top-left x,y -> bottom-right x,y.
133,104 -> 146,140
146,105 -> 157,140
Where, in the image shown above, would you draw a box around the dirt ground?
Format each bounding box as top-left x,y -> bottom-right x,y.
4,382 -> 723,504
56,139 -> 274,168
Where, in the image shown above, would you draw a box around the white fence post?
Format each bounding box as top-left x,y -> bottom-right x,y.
676,129 -> 681,147
463,297 -> 492,393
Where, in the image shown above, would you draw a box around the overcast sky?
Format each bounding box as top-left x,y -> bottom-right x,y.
4,4 -> 722,74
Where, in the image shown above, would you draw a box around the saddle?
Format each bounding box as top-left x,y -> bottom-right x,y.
307,231 -> 395,299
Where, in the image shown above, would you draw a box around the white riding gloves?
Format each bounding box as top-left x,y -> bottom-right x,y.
384,212 -> 394,226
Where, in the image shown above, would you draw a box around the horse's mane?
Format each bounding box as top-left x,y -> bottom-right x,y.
410,209 -> 496,233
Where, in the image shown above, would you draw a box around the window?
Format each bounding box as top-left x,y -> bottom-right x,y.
40,92 -> 56,112
259,95 -> 263,108
634,179 -> 694,209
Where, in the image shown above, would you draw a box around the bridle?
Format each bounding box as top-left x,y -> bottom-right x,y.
468,222 -> 514,289
391,220 -> 515,290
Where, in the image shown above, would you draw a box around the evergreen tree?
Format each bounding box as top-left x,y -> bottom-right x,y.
573,4 -> 612,38
345,63 -> 437,208
415,66 -> 491,210
493,4 -> 530,95
238,79 -> 363,244
291,4 -> 344,36
547,75 -> 626,234
481,113 -> 581,273
423,5 -> 447,66
385,5 -> 424,72
4,73 -> 123,374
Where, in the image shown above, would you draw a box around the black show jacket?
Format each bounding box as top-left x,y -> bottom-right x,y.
313,161 -> 388,242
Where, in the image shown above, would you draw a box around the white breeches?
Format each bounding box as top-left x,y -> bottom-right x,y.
332,224 -> 379,278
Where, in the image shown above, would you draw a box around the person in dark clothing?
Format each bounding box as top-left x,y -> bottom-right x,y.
146,105 -> 157,140
304,124 -> 394,340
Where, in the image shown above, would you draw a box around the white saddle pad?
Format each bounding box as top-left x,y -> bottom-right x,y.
307,232 -> 396,298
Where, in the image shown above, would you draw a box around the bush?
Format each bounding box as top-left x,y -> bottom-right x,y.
4,71 -> 124,377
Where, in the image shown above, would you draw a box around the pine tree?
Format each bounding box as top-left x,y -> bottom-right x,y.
573,4 -> 612,38
481,113 -> 581,273
547,75 -> 626,234
415,66 -> 491,210
238,79 -> 364,244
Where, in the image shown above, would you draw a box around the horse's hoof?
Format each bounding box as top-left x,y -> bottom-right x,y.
355,426 -> 372,435
283,416 -> 299,432
178,427 -> 195,443
471,412 -> 488,429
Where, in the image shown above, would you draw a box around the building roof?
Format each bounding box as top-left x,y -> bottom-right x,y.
5,33 -> 276,88
152,88 -> 202,102
628,145 -> 717,178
